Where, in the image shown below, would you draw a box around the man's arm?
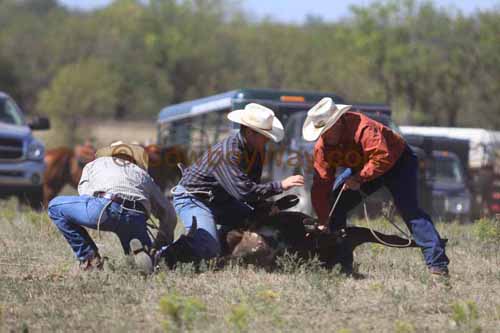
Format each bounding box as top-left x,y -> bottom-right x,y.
213,140 -> 283,203
357,125 -> 396,183
311,140 -> 336,224
148,178 -> 177,245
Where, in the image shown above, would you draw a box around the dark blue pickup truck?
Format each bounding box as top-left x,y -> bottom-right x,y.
0,91 -> 50,208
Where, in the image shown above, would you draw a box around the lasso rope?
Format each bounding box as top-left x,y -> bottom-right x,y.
329,188 -> 413,248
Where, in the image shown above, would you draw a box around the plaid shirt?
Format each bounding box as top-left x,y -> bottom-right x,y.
179,132 -> 283,204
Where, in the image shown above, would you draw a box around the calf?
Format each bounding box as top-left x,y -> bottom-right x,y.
223,210 -> 417,271
157,195 -> 418,272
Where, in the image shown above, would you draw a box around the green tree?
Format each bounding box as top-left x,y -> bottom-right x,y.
36,58 -> 122,145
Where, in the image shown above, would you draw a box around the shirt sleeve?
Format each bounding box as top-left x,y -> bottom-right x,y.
213,139 -> 283,203
311,139 -> 336,223
77,163 -> 92,196
357,125 -> 396,182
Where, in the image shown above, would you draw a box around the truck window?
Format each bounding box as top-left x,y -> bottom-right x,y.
158,109 -> 232,149
0,98 -> 24,126
428,156 -> 464,183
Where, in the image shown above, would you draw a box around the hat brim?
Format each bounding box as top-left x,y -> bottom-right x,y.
96,143 -> 149,170
227,109 -> 284,142
302,104 -> 351,142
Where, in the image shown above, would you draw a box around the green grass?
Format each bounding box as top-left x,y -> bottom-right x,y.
1,199 -> 499,332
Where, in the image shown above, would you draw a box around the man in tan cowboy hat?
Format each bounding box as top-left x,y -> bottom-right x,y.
48,141 -> 177,273
157,103 -> 305,267
303,97 -> 449,276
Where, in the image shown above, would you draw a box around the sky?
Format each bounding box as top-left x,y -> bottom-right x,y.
58,0 -> 500,22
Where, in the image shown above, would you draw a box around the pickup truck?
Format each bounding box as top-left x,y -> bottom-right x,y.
0,91 -> 50,208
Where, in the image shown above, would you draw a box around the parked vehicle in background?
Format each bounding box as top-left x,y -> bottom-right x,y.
426,151 -> 471,222
0,91 -> 50,208
401,126 -> 500,219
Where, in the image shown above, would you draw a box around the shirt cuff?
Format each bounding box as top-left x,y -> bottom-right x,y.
272,180 -> 283,194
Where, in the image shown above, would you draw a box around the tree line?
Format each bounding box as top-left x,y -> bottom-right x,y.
0,0 -> 499,143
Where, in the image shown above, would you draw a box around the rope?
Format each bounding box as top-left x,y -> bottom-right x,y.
359,191 -> 413,248
327,187 -> 413,248
170,185 -> 212,197
96,199 -> 114,240
327,187 -> 345,221
95,194 -> 165,248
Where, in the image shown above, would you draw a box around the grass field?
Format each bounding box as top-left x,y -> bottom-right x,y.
1,198 -> 499,332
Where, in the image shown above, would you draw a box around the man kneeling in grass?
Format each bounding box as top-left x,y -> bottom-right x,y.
48,141 -> 177,273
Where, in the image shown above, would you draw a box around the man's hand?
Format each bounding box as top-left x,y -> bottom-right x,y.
281,175 -> 305,191
343,176 -> 361,191
316,224 -> 330,234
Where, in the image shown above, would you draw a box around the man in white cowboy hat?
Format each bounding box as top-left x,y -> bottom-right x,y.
303,97 -> 449,276
48,141 -> 177,273
159,103 -> 304,266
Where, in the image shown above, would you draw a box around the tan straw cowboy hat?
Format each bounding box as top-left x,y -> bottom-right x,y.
95,141 -> 149,170
227,103 -> 284,142
302,97 -> 352,142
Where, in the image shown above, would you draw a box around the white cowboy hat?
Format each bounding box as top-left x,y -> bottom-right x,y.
95,141 -> 149,170
227,103 -> 284,142
302,97 -> 352,142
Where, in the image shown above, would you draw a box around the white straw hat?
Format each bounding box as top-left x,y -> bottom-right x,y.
95,141 -> 149,170
227,103 -> 284,142
302,97 -> 351,142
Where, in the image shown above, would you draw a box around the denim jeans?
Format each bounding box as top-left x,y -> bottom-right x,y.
330,147 -> 450,269
48,195 -> 151,261
172,185 -> 253,260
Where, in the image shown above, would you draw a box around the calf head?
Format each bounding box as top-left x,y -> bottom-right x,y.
226,229 -> 278,268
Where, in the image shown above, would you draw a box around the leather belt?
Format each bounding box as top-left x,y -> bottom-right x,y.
94,192 -> 146,213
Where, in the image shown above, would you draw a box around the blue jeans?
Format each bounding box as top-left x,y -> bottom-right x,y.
331,147 -> 449,269
172,185 -> 253,260
48,195 -> 151,261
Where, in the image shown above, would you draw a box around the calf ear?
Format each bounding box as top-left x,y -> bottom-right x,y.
226,230 -> 244,252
